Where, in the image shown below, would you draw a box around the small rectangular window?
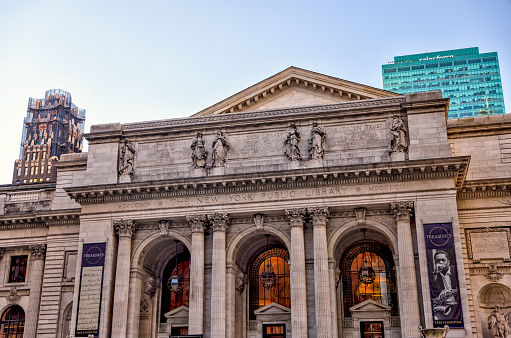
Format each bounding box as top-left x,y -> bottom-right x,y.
30,167 -> 34,175
454,60 -> 466,65
26,153 -> 30,162
483,57 -> 496,62
440,62 -> 452,67
384,68 -> 397,73
24,167 -> 28,175
412,65 -> 425,70
398,67 -> 410,71
468,58 -> 481,64
9,256 -> 28,283
32,153 -> 36,160
426,63 -> 438,68
35,167 -> 38,175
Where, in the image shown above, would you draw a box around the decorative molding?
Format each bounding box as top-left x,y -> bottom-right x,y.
254,214 -> 265,229
65,157 -> 470,205
158,220 -> 170,235
484,263 -> 504,282
208,213 -> 230,232
308,206 -> 330,226
355,208 -> 366,225
0,210 -> 80,230
465,227 -> 511,260
6,287 -> 21,305
285,208 -> 306,227
186,215 -> 207,233
343,319 -> 354,328
458,179 -> 511,199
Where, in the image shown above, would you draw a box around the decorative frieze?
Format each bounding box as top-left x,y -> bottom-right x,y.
29,244 -> 46,260
114,219 -> 137,238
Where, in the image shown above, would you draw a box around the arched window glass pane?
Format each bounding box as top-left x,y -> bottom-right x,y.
160,251 -> 190,323
0,305 -> 25,338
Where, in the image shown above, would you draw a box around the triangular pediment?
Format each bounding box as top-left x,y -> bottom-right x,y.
253,302 -> 291,315
193,67 -> 400,117
164,305 -> 189,318
349,299 -> 392,312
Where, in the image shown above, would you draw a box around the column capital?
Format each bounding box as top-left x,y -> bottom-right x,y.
286,208 -> 306,227
208,212 -> 230,232
186,215 -> 208,233
114,219 -> 138,238
308,206 -> 330,226
391,201 -> 414,221
29,244 -> 46,260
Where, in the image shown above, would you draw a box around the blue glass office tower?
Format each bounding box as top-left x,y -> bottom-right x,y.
382,48 -> 506,119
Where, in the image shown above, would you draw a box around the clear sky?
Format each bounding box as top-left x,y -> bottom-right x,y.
1,0 -> 510,185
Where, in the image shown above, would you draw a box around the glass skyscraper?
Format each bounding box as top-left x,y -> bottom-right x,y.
382,47 -> 506,119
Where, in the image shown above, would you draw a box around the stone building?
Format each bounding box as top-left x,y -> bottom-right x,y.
0,67 -> 510,338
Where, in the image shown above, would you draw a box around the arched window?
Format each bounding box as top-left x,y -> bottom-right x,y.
160,251 -> 190,323
0,305 -> 25,338
341,242 -> 398,317
249,247 -> 290,319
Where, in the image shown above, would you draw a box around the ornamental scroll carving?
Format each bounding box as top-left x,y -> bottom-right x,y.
308,206 -> 330,226
212,131 -> 230,167
186,215 -> 207,233
119,138 -> 135,179
308,121 -> 326,160
484,263 -> 504,283
6,287 -> 21,305
29,244 -> 46,260
208,213 -> 230,231
390,114 -> 408,153
191,132 -> 208,168
286,208 -> 306,227
114,219 -> 137,238
390,201 -> 414,221
284,123 -> 301,161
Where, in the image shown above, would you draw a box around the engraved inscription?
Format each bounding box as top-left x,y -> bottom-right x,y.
76,266 -> 103,331
230,132 -> 286,158
326,122 -> 386,150
471,232 -> 510,260
137,141 -> 190,167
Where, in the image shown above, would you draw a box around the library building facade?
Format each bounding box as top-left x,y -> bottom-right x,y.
0,67 -> 510,338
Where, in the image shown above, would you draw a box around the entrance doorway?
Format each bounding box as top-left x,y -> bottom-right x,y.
262,324 -> 285,338
360,321 -> 384,338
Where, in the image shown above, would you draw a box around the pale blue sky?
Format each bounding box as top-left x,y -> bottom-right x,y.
1,0 -> 510,184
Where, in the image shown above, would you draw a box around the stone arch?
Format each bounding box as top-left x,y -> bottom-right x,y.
131,230 -> 192,269
477,283 -> 511,337
59,302 -> 73,338
328,218 -> 398,260
226,224 -> 290,266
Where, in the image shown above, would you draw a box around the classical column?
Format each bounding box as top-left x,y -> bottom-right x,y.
286,208 -> 308,338
187,215 -> 207,335
127,268 -> 144,338
24,244 -> 46,338
391,201 -> 421,338
209,212 -> 229,338
308,206 -> 332,338
328,259 -> 339,338
111,220 -> 137,337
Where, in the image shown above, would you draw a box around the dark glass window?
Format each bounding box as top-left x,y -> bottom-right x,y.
412,65 -> 425,70
0,306 -> 25,338
160,251 -> 190,323
341,242 -> 398,317
9,256 -> 27,283
454,60 -> 466,65
468,58 -> 481,64
249,247 -> 290,319
397,67 -> 410,71
439,62 -> 452,67
383,68 -> 397,73
426,63 -> 438,68
483,57 -> 496,62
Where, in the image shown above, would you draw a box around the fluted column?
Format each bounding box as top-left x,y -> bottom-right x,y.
209,213 -> 229,338
111,220 -> 137,337
187,215 -> 207,335
391,201 -> 420,338
286,208 -> 308,338
308,207 -> 332,338
328,259 -> 339,338
24,244 -> 46,338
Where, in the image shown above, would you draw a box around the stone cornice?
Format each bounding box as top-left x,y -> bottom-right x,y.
447,114 -> 511,139
86,97 -> 405,140
0,209 -> 81,229
457,178 -> 511,199
65,157 -> 470,205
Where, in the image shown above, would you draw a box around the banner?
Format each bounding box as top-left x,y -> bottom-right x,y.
423,223 -> 463,328
76,243 -> 106,337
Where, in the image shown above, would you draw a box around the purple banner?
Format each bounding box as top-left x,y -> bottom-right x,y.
76,243 -> 106,337
423,223 -> 463,328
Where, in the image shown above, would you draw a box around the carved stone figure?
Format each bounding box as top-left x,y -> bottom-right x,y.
6,287 -> 20,305
390,114 -> 408,153
488,306 -> 511,338
254,214 -> 265,229
355,208 -> 366,224
191,132 -> 208,168
144,276 -> 157,297
159,220 -> 170,235
119,138 -> 136,178
284,123 -> 301,161
212,131 -> 230,167
235,271 -> 249,294
308,121 -> 326,160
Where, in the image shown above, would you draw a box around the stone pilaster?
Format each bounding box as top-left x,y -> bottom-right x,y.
209,212 -> 229,338
286,208 -> 308,338
391,201 -> 421,338
127,268 -> 143,338
111,220 -> 137,337
328,259 -> 339,338
187,215 -> 207,335
308,206 -> 333,338
25,244 -> 46,338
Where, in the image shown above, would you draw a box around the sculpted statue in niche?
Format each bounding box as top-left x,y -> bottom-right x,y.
284,122 -> 301,161
236,271 -> 249,294
119,138 -> 135,179
488,306 -> 511,338
308,121 -> 326,160
191,132 -> 208,168
212,131 -> 230,167
390,114 -> 408,153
